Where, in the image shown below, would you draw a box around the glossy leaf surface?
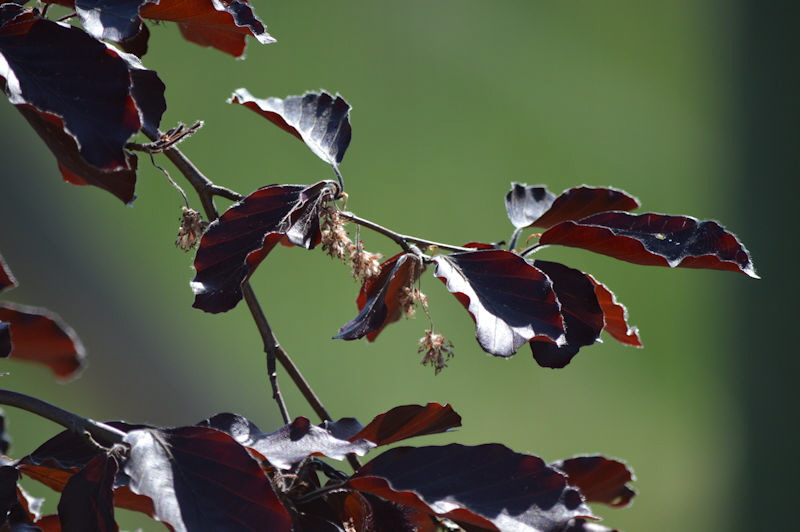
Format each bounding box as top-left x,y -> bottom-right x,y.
540,211 -> 758,277
230,89 -> 352,167
350,444 -> 591,531
553,456 -> 636,508
199,413 -> 374,470
0,6 -> 165,203
350,403 -> 462,446
432,250 -> 565,357
192,181 -> 336,313
0,303 -> 85,380
506,184 -> 639,229
123,426 -> 291,531
527,260 -> 604,368
335,253 -> 423,341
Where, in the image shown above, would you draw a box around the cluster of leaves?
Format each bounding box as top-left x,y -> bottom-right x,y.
0,1 -> 758,531
2,402 -> 635,531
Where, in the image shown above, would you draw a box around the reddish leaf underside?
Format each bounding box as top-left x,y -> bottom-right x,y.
141,0 -> 275,58
528,260 -> 604,369
539,211 -> 758,277
350,403 -> 462,447
432,250 -> 565,357
350,444 -> 592,531
192,181 -> 336,313
57,454 -> 119,532
0,303 -> 85,380
0,6 -> 166,203
123,426 -> 292,531
335,253 -> 423,342
230,88 -> 352,167
199,413 -> 374,470
586,274 -> 642,347
528,186 -> 640,230
553,456 -> 636,508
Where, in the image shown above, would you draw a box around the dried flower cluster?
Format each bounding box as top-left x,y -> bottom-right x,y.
418,329 -> 454,374
175,207 -> 208,251
321,206 -> 382,280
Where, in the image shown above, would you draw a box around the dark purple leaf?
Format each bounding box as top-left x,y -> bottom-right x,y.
0,412 -> 10,454
140,0 -> 276,58
230,89 -> 352,167
123,426 -> 292,531
198,413 -> 374,470
540,211 -> 758,277
0,254 -> 17,294
552,456 -> 635,508
0,7 -> 166,203
0,465 -> 19,524
350,403 -> 462,447
192,181 -> 337,313
335,253 -> 424,342
563,518 -> 617,532
505,183 -> 556,229
528,260 -> 604,369
0,303 -> 85,380
322,417 -> 365,441
432,250 -> 565,357
586,275 -> 642,347
349,444 -> 592,531
119,18 -> 149,58
57,454 -> 118,532
0,322 -> 10,358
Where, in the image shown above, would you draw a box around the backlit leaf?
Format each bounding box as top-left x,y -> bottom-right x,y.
123,426 -> 292,532
0,303 -> 85,380
57,454 -> 119,532
349,444 -> 592,531
539,212 -> 758,277
528,260 -> 604,369
552,456 -> 636,508
586,274 -> 641,347
350,403 -> 462,447
335,253 -> 423,342
230,89 -> 352,168
0,254 -> 17,294
432,250 -> 565,357
192,181 -> 337,313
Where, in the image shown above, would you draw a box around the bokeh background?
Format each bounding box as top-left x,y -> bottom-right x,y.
1,2 -> 797,530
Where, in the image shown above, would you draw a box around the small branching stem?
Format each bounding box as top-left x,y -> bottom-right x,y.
518,243 -> 543,257
339,211 -> 473,253
0,389 -> 126,447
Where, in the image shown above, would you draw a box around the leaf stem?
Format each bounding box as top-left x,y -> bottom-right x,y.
518,243 -> 543,257
339,212 -> 473,253
0,389 -> 126,447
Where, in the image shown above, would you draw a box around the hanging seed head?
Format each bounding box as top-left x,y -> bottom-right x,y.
418,329 -> 454,374
175,207 -> 208,251
321,205 -> 353,262
350,242 -> 382,281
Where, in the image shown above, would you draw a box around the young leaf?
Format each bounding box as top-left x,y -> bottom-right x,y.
229,89 -> 352,169
539,211 -> 758,277
191,181 -> 337,313
349,403 -> 462,447
335,253 -> 423,342
0,303 -> 85,380
57,454 -> 119,532
0,254 -> 16,294
140,0 -> 276,58
0,6 -> 166,203
432,250 -> 565,357
586,274 -> 641,347
505,184 -> 639,230
198,413 -> 374,470
552,456 -> 636,508
528,260 -> 604,369
123,426 -> 292,531
349,443 -> 592,531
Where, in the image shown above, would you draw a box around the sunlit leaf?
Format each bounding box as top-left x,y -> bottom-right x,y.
350,444 -> 592,531
230,89 -> 352,168
192,181 -> 337,313
350,403 -> 462,447
552,456 -> 636,508
432,250 -> 565,357
539,211 -> 758,277
0,254 -> 17,294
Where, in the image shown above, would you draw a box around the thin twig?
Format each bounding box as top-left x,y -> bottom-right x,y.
339,211 -> 474,253
0,389 -> 126,447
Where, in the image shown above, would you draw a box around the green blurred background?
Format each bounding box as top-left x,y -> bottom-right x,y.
0,2 -> 796,530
